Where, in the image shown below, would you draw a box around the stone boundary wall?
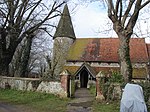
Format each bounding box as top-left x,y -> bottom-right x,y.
0,76 -> 67,97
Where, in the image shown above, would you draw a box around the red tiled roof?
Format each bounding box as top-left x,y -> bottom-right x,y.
130,39 -> 148,62
67,38 -> 149,63
99,38 -> 119,62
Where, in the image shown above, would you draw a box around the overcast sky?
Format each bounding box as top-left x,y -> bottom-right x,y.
69,1 -> 115,38
66,1 -> 150,42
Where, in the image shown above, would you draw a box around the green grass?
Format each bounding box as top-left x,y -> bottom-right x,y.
0,88 -> 121,112
0,88 -> 70,112
89,85 -> 120,112
93,101 -> 120,112
89,84 -> 96,96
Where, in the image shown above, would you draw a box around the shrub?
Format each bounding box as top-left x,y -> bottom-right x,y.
100,71 -> 123,101
108,71 -> 123,83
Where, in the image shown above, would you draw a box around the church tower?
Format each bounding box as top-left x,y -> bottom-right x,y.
52,4 -> 76,77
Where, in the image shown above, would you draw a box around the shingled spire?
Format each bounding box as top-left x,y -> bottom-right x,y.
53,4 -> 76,39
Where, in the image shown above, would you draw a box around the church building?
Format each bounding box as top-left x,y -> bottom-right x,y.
52,4 -> 150,88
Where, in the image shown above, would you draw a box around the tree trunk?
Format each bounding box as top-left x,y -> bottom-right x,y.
0,28 -> 20,76
0,53 -> 13,76
18,36 -> 33,77
118,35 -> 132,83
0,61 -> 9,76
0,28 -> 9,76
0,47 -> 19,76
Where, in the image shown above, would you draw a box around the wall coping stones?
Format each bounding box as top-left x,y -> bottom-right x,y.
0,76 -> 40,81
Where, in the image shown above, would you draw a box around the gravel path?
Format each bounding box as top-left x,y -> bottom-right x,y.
0,102 -> 22,112
67,88 -> 94,112
0,102 -> 34,112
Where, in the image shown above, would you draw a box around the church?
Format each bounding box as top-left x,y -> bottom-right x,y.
52,4 -> 150,88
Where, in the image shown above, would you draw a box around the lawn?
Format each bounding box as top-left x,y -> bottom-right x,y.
0,88 -> 70,112
89,85 -> 120,112
0,88 -> 121,112
92,101 -> 120,112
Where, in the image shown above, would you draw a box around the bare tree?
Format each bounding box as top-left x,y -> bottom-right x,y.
9,28 -> 55,78
40,42 -> 61,80
105,0 -> 150,82
9,32 -> 37,77
0,0 -> 66,76
82,0 -> 150,82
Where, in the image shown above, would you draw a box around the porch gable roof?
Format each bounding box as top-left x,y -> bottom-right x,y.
74,63 -> 97,78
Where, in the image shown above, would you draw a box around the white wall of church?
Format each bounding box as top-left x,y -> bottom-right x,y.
66,61 -> 147,68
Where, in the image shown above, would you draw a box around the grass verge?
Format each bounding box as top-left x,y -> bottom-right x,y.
0,88 -> 70,112
89,84 -> 96,96
92,101 -> 120,112
0,88 -> 133,112
89,85 -> 120,112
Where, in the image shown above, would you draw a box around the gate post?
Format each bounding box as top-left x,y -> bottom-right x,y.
96,71 -> 105,101
60,70 -> 70,97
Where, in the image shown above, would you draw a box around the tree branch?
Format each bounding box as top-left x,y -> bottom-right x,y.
21,0 -> 42,30
121,0 -> 135,27
108,0 -> 116,22
25,2 -> 65,35
126,0 -> 142,30
8,0 -> 15,27
119,0 -> 122,22
115,0 -> 120,18
140,0 -> 150,9
15,0 -> 28,25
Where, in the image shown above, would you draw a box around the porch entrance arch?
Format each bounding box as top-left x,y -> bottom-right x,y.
80,69 -> 88,88
74,63 -> 96,88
